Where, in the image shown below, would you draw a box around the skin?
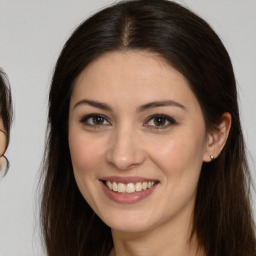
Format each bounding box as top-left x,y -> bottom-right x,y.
0,117 -> 7,171
68,51 -> 231,256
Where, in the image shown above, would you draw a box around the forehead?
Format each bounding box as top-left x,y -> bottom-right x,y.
71,50 -> 199,110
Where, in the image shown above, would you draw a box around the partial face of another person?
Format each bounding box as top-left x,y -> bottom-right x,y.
0,117 -> 7,175
68,51 -> 213,234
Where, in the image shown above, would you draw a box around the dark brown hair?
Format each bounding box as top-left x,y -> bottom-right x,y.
41,0 -> 256,255
0,68 -> 13,170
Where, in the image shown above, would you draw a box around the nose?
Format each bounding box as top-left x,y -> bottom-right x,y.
106,125 -> 146,171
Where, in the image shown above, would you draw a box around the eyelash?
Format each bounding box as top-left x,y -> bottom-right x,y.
80,113 -> 177,129
80,114 -> 111,128
144,114 -> 177,129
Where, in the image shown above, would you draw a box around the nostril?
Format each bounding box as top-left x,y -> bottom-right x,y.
105,132 -> 146,170
106,148 -> 146,171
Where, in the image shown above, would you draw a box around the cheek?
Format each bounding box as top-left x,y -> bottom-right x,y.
68,133 -> 104,215
69,132 -> 104,174
0,133 -> 7,156
146,133 -> 206,215
147,131 -> 206,177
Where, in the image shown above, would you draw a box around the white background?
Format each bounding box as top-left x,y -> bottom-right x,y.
0,0 -> 255,255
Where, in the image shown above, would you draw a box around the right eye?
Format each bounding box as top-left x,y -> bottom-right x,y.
80,114 -> 110,126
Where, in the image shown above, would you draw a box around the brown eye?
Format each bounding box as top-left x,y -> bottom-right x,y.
145,114 -> 176,129
153,117 -> 167,126
93,116 -> 105,125
81,114 -> 110,126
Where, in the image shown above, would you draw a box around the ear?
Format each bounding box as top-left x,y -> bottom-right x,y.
203,112 -> 232,162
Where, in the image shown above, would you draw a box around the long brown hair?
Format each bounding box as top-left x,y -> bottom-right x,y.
41,1 -> 256,255
0,68 -> 13,173
0,69 -> 12,147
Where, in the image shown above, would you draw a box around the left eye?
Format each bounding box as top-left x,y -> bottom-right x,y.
145,115 -> 176,129
80,114 -> 110,126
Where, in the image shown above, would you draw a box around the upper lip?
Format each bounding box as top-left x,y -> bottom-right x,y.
100,176 -> 159,184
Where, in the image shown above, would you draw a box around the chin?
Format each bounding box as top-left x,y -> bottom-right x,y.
99,209 -> 158,234
109,221 -> 152,234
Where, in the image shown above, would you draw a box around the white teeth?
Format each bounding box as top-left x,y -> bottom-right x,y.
147,182 -> 153,188
112,182 -> 118,192
126,183 -> 135,193
135,182 -> 142,192
142,182 -> 148,190
105,181 -> 156,193
117,183 -> 126,193
106,181 -> 112,190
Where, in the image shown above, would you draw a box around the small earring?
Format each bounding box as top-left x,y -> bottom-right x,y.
210,155 -> 214,161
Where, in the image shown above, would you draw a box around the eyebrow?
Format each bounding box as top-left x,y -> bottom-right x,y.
73,99 -> 113,111
138,100 -> 185,112
73,99 -> 185,112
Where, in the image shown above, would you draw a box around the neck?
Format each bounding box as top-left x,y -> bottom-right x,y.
110,210 -> 204,256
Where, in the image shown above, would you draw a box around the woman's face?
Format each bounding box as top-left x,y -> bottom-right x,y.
0,117 -> 7,173
69,51 -> 211,234
0,118 -> 7,154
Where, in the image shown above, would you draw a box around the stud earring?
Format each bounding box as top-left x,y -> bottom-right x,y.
210,155 -> 214,161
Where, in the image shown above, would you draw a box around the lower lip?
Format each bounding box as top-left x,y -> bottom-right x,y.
101,182 -> 158,204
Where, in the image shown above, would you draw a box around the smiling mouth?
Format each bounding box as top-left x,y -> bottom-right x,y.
103,180 -> 159,194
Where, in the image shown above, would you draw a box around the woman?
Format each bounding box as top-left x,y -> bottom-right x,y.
0,69 -> 12,178
41,0 -> 256,255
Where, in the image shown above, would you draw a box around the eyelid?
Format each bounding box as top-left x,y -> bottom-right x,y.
80,113 -> 111,126
79,113 -> 177,130
144,114 -> 177,129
